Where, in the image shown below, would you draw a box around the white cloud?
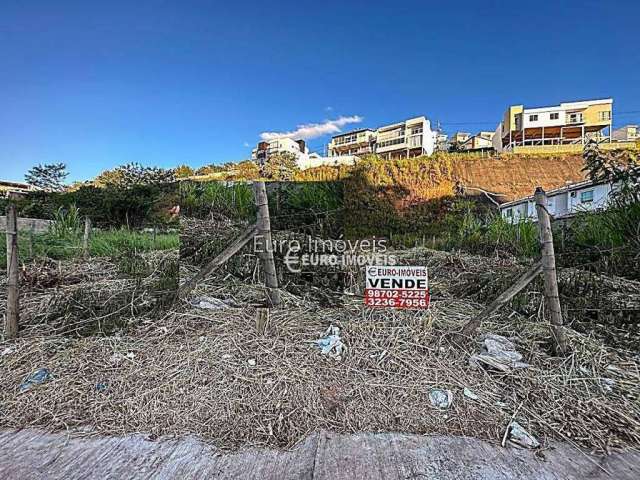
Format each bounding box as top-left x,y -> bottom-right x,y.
260,115 -> 363,141
324,106 -> 333,112
243,142 -> 250,148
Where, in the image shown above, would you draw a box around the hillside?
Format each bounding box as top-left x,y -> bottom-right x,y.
452,154 -> 587,202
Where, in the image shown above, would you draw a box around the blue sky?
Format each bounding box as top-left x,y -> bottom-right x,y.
1,0 -> 639,182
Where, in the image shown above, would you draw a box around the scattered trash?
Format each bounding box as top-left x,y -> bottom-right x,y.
222,354 -> 232,360
247,358 -> 257,367
507,421 -> 540,449
369,350 -> 388,361
19,368 -> 52,393
96,382 -> 108,392
601,378 -> 615,392
429,388 -> 453,409
126,352 -> 136,360
1,347 -> 15,356
463,387 -> 479,400
314,325 -> 345,360
191,296 -> 230,310
469,334 -> 529,372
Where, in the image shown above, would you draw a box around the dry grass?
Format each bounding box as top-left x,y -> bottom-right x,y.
1,247 -> 639,454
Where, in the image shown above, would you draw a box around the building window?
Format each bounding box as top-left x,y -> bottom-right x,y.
529,115 -> 538,122
599,111 -> 612,121
580,190 -> 594,203
567,112 -> 584,124
505,208 -> 513,218
550,112 -> 559,120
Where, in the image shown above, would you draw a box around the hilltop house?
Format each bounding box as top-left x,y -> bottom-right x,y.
0,180 -> 35,197
450,132 -> 471,147
493,98 -> 614,154
459,131 -> 495,152
328,116 -> 436,159
613,125 -> 638,142
252,138 -> 310,168
251,137 -> 358,170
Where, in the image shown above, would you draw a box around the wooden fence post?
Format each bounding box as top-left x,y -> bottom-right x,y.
5,202 -> 20,338
83,216 -> 92,258
460,261 -> 543,338
534,187 -> 568,355
253,181 -> 281,307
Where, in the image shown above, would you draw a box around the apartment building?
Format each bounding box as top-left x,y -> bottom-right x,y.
252,138 -> 310,169
493,98 -> 614,153
328,116 -> 435,159
327,129 -> 376,157
460,131 -> 495,152
612,124 -> 638,142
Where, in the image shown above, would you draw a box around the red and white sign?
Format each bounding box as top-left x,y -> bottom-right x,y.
364,265 -> 430,309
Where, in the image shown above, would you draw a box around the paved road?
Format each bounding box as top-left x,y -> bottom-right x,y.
1,429 -> 638,479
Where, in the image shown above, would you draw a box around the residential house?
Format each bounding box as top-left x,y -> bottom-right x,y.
327,129 -> 376,157
252,138 -> 310,169
434,131 -> 449,152
0,180 -> 35,197
493,98 -> 614,153
499,178 -> 616,224
460,131 -> 495,152
612,124 -> 638,142
450,131 -> 471,149
328,116 -> 436,159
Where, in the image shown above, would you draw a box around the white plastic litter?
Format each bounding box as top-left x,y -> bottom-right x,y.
508,421 -> 540,449
469,334 -> 530,372
191,296 -> 229,310
1,347 -> 15,356
314,325 -> 345,360
247,358 -> 257,367
463,387 -> 479,400
429,388 -> 453,409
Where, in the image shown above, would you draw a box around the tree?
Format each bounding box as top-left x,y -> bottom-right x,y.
226,160 -> 260,181
93,163 -> 175,188
175,165 -> 195,178
262,152 -> 300,181
25,163 -> 68,192
583,140 -> 639,204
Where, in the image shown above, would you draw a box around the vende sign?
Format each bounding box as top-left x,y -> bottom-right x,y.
364,265 -> 430,309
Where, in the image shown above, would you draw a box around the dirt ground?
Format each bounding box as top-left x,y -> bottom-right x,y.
1,244 -> 639,454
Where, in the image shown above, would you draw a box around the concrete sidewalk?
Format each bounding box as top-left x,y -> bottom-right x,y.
1,429 -> 638,479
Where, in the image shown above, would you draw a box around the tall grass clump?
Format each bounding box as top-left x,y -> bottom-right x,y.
50,205 -> 81,238
180,181 -> 256,220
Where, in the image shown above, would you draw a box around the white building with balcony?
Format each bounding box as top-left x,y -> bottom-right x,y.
328,116 -> 435,159
252,138 -> 310,169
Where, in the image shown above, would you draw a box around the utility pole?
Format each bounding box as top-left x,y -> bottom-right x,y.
253,181 -> 281,307
5,201 -> 20,338
534,187 -> 568,355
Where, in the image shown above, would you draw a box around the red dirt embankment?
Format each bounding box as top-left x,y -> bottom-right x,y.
452,154 -> 587,202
